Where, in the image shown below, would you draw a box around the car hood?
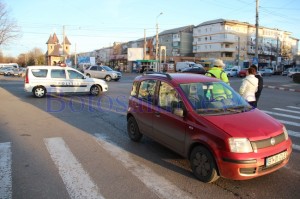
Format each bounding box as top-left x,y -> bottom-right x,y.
203,109 -> 283,139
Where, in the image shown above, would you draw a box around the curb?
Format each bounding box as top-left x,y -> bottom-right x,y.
263,85 -> 300,92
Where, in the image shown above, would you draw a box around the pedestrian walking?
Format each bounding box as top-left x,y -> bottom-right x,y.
239,67 -> 258,107
205,59 -> 229,85
250,64 -> 263,107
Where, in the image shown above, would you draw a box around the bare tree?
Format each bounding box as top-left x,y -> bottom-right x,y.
0,2 -> 20,46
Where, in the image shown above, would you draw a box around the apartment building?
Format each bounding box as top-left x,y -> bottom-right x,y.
193,19 -> 299,68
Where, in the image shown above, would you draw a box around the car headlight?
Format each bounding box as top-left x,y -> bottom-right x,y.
228,138 -> 253,153
283,126 -> 289,140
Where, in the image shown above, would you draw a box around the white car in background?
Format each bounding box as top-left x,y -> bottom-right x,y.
24,66 -> 108,98
287,67 -> 300,78
224,67 -> 239,77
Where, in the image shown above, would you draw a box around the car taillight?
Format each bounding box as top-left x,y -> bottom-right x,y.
25,70 -> 29,83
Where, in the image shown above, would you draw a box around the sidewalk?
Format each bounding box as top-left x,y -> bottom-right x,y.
261,76 -> 300,93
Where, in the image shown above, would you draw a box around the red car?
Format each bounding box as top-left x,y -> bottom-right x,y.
127,72 -> 292,183
238,68 -> 248,77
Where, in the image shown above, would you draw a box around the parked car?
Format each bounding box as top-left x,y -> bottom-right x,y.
84,65 -> 122,81
180,66 -> 206,74
258,68 -> 273,76
225,67 -> 239,77
175,61 -> 196,72
238,68 -> 248,77
281,68 -> 291,76
127,72 -> 292,183
24,65 -> 108,98
0,66 -> 14,75
287,67 -> 300,78
3,67 -> 25,77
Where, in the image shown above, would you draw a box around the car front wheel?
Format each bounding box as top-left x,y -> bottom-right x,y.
127,116 -> 143,142
105,75 -> 112,82
90,85 -> 101,96
33,86 -> 46,98
190,146 -> 219,183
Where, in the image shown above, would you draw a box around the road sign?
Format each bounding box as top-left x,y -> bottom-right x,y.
252,57 -> 258,65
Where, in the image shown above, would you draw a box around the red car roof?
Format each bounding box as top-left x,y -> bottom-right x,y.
135,73 -> 219,84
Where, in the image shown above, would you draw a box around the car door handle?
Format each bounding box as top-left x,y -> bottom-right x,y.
189,126 -> 194,130
155,112 -> 160,117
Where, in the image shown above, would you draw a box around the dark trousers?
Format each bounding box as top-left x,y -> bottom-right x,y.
248,101 -> 256,108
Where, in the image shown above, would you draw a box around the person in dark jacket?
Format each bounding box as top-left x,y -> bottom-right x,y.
250,64 -> 263,107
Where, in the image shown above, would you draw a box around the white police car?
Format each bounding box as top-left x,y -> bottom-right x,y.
24,66 -> 108,98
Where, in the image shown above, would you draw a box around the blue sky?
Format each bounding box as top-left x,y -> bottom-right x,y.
2,0 -> 300,57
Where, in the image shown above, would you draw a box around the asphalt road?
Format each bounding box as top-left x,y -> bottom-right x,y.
0,74 -> 299,199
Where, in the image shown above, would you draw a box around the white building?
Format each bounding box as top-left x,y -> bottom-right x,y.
193,19 -> 299,68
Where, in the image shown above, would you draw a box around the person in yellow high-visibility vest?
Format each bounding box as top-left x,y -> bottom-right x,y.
205,59 -> 231,101
206,59 -> 229,84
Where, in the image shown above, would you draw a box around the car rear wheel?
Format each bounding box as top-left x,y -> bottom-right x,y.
33,86 -> 46,98
127,116 -> 143,142
105,75 -> 112,82
190,146 -> 219,183
90,85 -> 101,96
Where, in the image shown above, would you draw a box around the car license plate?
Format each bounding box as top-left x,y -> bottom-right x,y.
266,151 -> 287,167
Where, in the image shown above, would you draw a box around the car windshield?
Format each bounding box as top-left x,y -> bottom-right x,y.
180,81 -> 252,115
102,66 -> 113,71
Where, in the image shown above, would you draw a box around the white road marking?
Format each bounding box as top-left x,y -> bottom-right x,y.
288,130 -> 300,138
273,108 -> 300,114
292,144 -> 300,151
94,133 -> 194,199
263,110 -> 300,120
287,106 -> 300,110
44,137 -> 104,199
277,119 -> 300,127
0,142 -> 12,199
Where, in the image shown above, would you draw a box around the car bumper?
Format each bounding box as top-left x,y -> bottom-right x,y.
216,139 -> 292,180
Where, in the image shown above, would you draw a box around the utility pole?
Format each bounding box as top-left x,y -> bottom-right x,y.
74,43 -> 77,66
275,36 -> 279,69
237,36 -> 240,66
155,12 -> 163,72
63,25 -> 65,63
144,29 -> 146,60
255,0 -> 259,64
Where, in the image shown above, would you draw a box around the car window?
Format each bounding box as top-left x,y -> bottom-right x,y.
137,79 -> 157,103
102,66 -> 113,71
90,66 -> 97,70
31,69 -> 48,77
158,82 -> 182,112
180,82 -> 250,115
68,70 -> 84,79
51,69 -> 66,78
130,81 -> 139,96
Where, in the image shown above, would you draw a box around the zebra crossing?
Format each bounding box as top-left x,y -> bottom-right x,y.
0,136 -> 194,199
1,106 -> 299,199
262,106 -> 300,151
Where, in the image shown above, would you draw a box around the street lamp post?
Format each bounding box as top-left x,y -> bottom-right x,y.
155,12 -> 163,72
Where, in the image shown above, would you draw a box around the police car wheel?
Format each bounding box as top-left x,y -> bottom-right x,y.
90,85 -> 101,96
33,86 -> 46,98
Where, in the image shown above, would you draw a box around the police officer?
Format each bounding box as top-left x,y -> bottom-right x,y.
206,59 -> 229,85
